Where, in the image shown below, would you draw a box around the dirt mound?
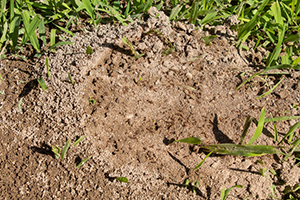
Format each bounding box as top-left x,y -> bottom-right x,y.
1,7 -> 300,199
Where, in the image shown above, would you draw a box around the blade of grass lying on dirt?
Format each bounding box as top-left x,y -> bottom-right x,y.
52,145 -> 61,159
270,114 -> 279,142
46,57 -> 50,77
284,138 -> 300,161
239,116 -> 253,145
73,135 -> 86,146
264,115 -> 300,123
247,107 -> 265,145
173,137 -> 202,145
68,72 -> 75,84
235,64 -> 291,90
220,185 -> 243,200
37,77 -> 47,91
201,144 -> 281,157
77,155 -> 92,168
279,121 -> 300,145
116,177 -> 129,183
194,151 -> 213,171
256,77 -> 284,100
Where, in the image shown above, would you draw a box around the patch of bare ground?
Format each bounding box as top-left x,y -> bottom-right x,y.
1,7 -> 300,199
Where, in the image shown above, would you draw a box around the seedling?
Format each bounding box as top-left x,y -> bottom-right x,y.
116,177 -> 129,183
77,155 -> 92,168
46,57 -> 50,77
51,136 -> 92,168
86,46 -> 93,55
220,185 -> 243,200
68,72 -> 75,84
73,135 -> 86,146
52,140 -> 70,159
17,98 -> 23,113
89,96 -> 96,105
37,77 -> 47,91
122,36 -> 144,59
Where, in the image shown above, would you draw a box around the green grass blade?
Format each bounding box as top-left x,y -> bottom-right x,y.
235,64 -> 291,90
54,24 -> 75,36
240,116 -> 253,145
10,15 -> 21,50
271,2 -> 283,26
77,155 -> 92,168
173,137 -> 202,145
279,121 -> 300,145
264,115 -> 300,123
237,15 -> 258,41
73,135 -> 86,146
37,77 -> 47,91
61,140 -> 70,159
143,0 -> 153,13
194,151 -> 213,171
247,107 -> 265,145
68,72 -> 75,84
9,0 -> 14,19
49,41 -> 74,50
38,19 -> 46,46
270,114 -> 278,142
199,11 -> 218,25
292,55 -> 300,65
201,144 -> 281,157
116,177 -> 129,183
256,77 -> 284,100
52,145 -> 61,159
0,21 -> 8,49
221,185 -> 243,200
46,57 -> 50,77
50,29 -> 56,47
24,14 -> 41,51
82,0 -> 95,21
169,4 -> 182,21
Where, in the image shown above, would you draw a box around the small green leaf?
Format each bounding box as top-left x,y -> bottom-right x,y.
52,145 -> 61,159
77,155 -> 92,168
201,144 -> 281,157
194,151 -> 213,171
73,136 -> 86,146
37,77 -> 47,91
116,177 -> 129,183
46,57 -> 50,77
221,185 -> 243,200
86,46 -> 93,55
68,72 -> 75,84
173,137 -> 202,145
61,140 -> 70,159
247,107 -> 265,145
279,121 -> 300,145
256,77 -> 284,100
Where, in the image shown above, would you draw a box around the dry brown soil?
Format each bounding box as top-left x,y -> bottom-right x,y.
1,7 -> 300,200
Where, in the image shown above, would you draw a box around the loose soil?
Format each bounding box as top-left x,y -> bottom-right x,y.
1,7 -> 300,199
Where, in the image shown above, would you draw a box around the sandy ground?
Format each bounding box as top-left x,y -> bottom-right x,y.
1,7 -> 300,199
